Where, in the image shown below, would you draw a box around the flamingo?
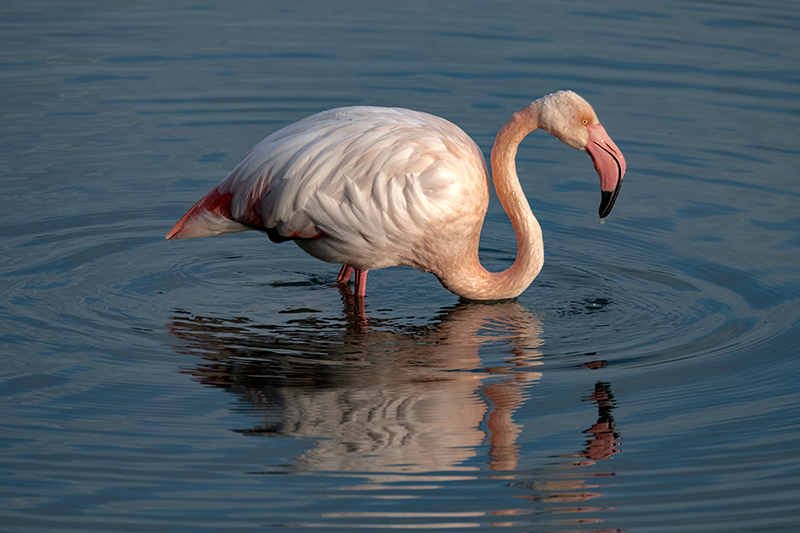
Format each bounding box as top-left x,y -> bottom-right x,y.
166,91 -> 626,300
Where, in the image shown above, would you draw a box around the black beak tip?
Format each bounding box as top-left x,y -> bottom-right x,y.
599,181 -> 623,219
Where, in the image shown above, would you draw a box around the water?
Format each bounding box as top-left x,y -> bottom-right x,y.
2,0 -> 799,531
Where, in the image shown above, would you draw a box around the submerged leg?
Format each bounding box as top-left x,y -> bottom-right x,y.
353,269 -> 368,298
336,265 -> 354,284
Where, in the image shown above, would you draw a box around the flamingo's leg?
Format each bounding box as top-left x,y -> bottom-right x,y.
336,265 -> 354,284
353,269 -> 368,298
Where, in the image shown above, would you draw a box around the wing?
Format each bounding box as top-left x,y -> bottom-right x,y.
167,107 -> 489,266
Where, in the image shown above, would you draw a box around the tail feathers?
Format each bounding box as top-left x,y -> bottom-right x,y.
166,189 -> 250,240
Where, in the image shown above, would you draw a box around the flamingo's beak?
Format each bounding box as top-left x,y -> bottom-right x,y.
587,124 -> 626,218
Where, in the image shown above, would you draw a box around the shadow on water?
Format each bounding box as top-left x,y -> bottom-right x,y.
168,294 -> 623,529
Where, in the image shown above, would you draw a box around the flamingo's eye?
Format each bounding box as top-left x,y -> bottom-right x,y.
582,118 -> 589,126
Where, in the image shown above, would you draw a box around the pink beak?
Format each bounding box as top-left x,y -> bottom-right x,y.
587,124 -> 627,218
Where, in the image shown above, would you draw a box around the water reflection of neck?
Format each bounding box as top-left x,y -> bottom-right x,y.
171,300 -> 544,473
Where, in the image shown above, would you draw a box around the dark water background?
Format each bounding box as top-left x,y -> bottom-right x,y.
2,1 -> 799,531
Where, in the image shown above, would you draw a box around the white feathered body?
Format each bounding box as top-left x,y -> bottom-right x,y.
170,107 -> 491,275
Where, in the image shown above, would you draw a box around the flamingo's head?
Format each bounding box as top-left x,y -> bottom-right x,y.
534,91 -> 627,218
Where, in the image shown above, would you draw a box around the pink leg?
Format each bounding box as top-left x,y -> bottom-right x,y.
336,265 -> 354,284
353,269 -> 368,298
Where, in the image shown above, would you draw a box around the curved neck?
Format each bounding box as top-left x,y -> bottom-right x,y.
439,104 -> 544,300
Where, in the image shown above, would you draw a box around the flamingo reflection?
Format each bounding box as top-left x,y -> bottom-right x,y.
170,299 -> 543,472
169,300 -> 624,529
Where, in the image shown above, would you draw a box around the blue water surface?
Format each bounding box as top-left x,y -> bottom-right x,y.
1,1 -> 799,531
